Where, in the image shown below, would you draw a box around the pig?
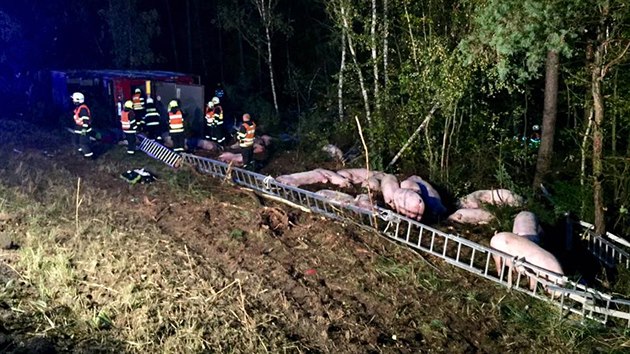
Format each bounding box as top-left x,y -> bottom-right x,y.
447,208 -> 495,224
490,232 -> 564,295
403,176 -> 447,216
260,135 -> 273,146
400,179 -> 420,191
361,176 -> 381,191
197,139 -> 221,151
276,170 -> 328,187
392,188 -> 425,220
353,194 -> 375,210
512,211 -> 543,244
322,144 -> 344,162
379,174 -> 399,206
313,169 -> 351,188
253,143 -> 265,154
316,190 -> 355,205
459,189 -> 524,209
336,168 -> 376,184
218,152 -> 244,166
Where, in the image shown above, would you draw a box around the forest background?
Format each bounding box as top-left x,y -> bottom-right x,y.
1,0 -> 629,236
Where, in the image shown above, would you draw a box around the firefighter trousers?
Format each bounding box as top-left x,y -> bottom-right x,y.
124,132 -> 137,154
73,131 -> 93,158
170,131 -> 185,152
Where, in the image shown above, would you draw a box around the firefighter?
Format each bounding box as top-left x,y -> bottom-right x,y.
204,100 -> 214,140
71,92 -> 93,158
237,113 -> 256,170
132,88 -> 145,131
210,96 -> 225,144
144,97 -> 162,140
120,100 -> 137,154
168,100 -> 185,152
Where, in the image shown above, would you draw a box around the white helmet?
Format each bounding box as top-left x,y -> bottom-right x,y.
207,101 -> 214,108
146,97 -> 154,104
532,125 -> 540,131
211,96 -> 220,105
71,92 -> 85,104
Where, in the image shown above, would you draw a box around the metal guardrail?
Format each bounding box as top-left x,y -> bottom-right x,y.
139,137 -> 630,327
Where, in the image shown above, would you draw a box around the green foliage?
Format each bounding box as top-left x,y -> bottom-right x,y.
460,0 -> 576,86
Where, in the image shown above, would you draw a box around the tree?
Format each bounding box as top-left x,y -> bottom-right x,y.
587,0 -> 630,234
100,0 -> 160,68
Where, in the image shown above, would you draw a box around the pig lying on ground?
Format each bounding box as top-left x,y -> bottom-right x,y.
276,170 -> 328,187
316,190 -> 355,205
392,188 -> 425,220
459,189 -> 524,209
379,174 -> 399,206
403,176 -> 447,216
361,176 -> 381,191
314,169 -> 351,188
218,152 -> 243,166
490,232 -> 564,295
354,194 -> 375,210
512,211 -> 543,244
447,208 -> 495,225
337,168 -> 376,184
197,139 -> 222,151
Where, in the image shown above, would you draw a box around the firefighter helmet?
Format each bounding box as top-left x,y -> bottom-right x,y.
71,92 -> 85,104
135,88 -> 141,94
146,97 -> 154,104
532,125 -> 540,132
207,101 -> 214,108
212,97 -> 220,105
168,100 -> 179,110
124,100 -> 133,109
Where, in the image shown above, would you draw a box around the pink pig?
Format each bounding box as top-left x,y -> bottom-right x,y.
336,168 -> 374,184
313,169 -> 351,188
459,189 -> 524,209
447,208 -> 495,224
276,170 -> 328,187
392,188 -> 425,220
512,211 -> 543,244
379,174 -> 399,206
490,232 -> 564,295
218,152 -> 244,166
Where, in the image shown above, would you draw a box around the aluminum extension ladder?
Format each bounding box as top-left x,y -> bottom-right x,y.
138,136 -> 630,327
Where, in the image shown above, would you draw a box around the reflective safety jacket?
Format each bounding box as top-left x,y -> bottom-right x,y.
205,107 -> 214,126
169,109 -> 184,133
238,121 -> 256,148
145,106 -> 161,126
120,109 -> 137,133
132,93 -> 145,111
73,104 -> 92,133
213,105 -> 224,125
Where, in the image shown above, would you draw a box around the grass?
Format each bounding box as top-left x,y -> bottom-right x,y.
1,119 -> 630,352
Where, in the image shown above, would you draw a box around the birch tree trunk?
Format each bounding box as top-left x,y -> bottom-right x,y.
254,0 -> 280,115
371,0 -> 380,112
382,0 -> 389,88
338,29 -> 346,121
340,2 -> 372,124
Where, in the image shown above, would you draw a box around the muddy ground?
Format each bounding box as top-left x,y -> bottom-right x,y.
0,120 -> 625,353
